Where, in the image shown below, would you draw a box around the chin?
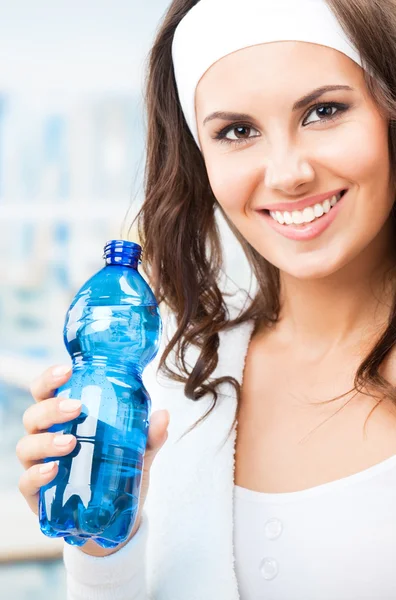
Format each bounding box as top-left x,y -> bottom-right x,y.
282,265 -> 341,281
270,253 -> 349,281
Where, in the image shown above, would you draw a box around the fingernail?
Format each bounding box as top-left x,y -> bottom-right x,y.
157,409 -> 168,419
39,461 -> 56,474
59,399 -> 82,413
52,365 -> 71,379
54,434 -> 74,447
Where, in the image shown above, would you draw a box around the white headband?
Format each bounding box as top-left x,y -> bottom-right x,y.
172,0 -> 364,147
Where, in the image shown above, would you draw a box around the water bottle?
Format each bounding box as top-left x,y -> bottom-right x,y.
39,240 -> 162,548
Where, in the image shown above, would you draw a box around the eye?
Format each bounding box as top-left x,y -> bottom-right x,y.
224,125 -> 260,140
214,124 -> 260,145
303,102 -> 348,126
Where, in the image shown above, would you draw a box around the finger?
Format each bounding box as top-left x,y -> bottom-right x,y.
16,432 -> 77,470
145,410 -> 170,457
29,364 -> 72,403
23,397 -> 82,434
18,409 -> 165,470
18,461 -> 59,515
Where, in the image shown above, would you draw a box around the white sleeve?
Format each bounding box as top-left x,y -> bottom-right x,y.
63,510 -> 149,600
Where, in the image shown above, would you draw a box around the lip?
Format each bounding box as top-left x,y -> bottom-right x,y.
256,187 -> 347,213
257,189 -> 348,241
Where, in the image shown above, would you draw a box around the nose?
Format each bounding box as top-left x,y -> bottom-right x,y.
264,143 -> 315,195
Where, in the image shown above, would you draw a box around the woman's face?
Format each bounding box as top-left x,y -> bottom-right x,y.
195,42 -> 394,280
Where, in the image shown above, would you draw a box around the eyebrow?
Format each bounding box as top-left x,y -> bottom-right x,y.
202,85 -> 355,126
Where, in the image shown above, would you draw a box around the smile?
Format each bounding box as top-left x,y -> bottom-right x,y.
269,192 -> 344,226
257,189 -> 349,242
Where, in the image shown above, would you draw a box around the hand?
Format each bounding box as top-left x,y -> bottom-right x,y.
16,365 -> 170,557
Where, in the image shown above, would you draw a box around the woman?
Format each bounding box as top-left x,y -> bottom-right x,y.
15,0 -> 396,598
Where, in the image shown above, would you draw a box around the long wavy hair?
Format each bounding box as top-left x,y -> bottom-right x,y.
129,0 -> 396,441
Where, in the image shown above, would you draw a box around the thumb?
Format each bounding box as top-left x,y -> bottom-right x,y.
146,409 -> 170,454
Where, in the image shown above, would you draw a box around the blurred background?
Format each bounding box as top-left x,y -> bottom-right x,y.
0,1 -> 252,598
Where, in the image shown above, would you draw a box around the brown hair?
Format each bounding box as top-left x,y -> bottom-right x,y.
129,0 -> 396,441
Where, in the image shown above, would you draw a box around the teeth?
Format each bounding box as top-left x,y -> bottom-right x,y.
269,193 -> 342,226
302,207 -> 315,223
313,203 -> 324,218
292,210 -> 303,225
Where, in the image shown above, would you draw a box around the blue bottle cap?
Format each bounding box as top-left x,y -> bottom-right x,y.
103,240 -> 142,267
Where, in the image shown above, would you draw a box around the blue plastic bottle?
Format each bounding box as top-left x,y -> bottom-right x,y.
39,240 -> 162,548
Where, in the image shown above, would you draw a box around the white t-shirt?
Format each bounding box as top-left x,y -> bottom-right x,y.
233,454 -> 396,600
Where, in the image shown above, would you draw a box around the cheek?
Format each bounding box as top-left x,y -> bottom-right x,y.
313,119 -> 390,192
337,120 -> 393,237
205,152 -> 261,214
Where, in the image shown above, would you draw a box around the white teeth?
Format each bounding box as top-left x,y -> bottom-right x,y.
323,199 -> 331,213
268,193 -> 342,226
314,203 -> 324,218
302,207 -> 315,223
292,210 -> 303,225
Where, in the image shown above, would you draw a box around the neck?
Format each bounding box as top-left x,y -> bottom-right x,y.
276,224 -> 396,360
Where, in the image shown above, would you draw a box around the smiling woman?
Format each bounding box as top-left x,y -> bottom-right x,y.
17,0 -> 396,599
